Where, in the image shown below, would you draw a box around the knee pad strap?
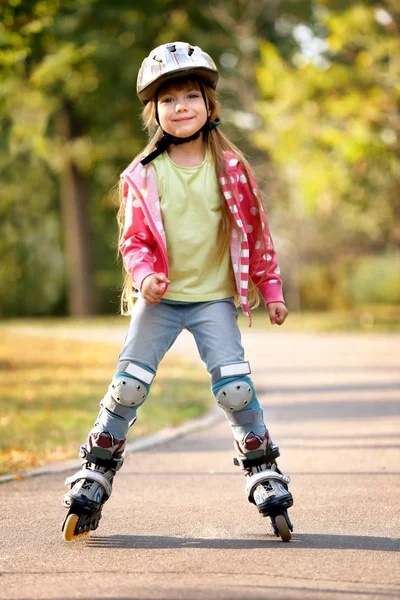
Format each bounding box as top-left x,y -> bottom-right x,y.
211,361 -> 251,385
118,361 -> 155,385
224,408 -> 259,426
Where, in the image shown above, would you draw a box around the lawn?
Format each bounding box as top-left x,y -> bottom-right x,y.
0,332 -> 211,476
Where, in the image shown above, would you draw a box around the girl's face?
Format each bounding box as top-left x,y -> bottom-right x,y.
157,80 -> 209,138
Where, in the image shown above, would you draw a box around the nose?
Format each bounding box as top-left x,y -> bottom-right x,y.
175,101 -> 188,112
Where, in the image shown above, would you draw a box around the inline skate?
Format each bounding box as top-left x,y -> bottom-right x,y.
234,432 -> 294,542
62,431 -> 125,541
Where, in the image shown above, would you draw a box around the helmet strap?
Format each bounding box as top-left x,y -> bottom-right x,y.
140,119 -> 220,167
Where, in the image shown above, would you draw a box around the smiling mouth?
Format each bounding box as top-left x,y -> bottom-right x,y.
173,117 -> 194,122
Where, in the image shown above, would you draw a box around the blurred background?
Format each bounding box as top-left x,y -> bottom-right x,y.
1,0 -> 399,321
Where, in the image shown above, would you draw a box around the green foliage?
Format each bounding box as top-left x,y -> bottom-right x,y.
299,253 -> 400,310
300,261 -> 352,310
255,2 -> 400,307
1,0 -> 398,316
0,155 -> 65,316
350,253 -> 400,305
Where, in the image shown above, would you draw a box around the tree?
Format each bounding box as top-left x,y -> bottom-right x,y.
254,1 -> 400,308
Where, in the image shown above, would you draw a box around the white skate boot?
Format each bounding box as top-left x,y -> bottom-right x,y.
62,431 -> 126,541
234,432 -> 294,542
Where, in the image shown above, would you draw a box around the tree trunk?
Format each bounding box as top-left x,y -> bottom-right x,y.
59,103 -> 98,316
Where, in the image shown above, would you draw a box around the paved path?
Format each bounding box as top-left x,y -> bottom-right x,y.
1,325 -> 399,600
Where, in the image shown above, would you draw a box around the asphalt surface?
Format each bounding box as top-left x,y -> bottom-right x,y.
1,326 -> 399,600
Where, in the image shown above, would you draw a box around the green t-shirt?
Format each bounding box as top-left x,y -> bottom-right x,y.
152,150 -> 236,301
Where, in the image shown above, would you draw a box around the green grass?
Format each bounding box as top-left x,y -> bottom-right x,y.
0,332 -> 211,476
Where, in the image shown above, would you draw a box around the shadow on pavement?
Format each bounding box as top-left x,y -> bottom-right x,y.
86,533 -> 399,552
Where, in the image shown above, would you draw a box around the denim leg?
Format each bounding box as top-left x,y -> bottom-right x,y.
93,298 -> 183,440
186,298 -> 266,441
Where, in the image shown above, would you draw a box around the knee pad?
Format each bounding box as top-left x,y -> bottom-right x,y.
215,378 -> 253,412
214,376 -> 261,429
102,361 -> 155,420
211,361 -> 255,415
211,362 -> 265,435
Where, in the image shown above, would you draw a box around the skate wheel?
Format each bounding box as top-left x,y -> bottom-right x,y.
275,514 -> 291,542
63,513 -> 90,541
63,514 -> 80,541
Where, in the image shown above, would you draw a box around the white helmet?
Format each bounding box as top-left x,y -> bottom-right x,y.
137,41 -> 219,104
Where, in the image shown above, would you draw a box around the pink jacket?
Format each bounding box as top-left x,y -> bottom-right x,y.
120,152 -> 284,326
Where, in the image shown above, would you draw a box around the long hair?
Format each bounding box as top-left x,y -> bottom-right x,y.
118,76 -> 268,314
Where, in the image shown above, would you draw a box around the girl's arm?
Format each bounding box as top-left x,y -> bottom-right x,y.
235,166 -> 285,307
119,179 -> 158,291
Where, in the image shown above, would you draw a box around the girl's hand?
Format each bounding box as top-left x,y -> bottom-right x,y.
267,302 -> 288,326
141,273 -> 170,305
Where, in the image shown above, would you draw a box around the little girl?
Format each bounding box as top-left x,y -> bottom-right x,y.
62,42 -> 294,542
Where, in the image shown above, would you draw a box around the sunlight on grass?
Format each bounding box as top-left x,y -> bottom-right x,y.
0,332 -> 211,476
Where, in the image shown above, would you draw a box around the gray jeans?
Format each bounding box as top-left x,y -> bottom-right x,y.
93,297 -> 265,441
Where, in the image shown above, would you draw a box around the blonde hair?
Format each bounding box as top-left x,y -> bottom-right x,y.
118,77 -> 268,315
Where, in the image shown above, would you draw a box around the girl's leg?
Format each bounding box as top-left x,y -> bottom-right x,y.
186,298 -> 267,448
186,298 -> 293,538
91,297 -> 183,442
62,299 -> 183,539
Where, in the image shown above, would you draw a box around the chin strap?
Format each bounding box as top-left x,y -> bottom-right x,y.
140,118 -> 220,167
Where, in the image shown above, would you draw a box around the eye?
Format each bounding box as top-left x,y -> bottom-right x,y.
188,92 -> 200,99
160,96 -> 173,104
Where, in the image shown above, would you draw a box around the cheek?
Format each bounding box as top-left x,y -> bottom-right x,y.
157,106 -> 169,128
198,103 -> 208,120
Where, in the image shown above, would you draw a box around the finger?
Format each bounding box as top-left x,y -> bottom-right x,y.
276,311 -> 286,325
150,285 -> 164,296
154,273 -> 171,283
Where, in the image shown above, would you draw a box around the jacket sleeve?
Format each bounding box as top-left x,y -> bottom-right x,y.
235,165 -> 285,305
119,178 -> 157,290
